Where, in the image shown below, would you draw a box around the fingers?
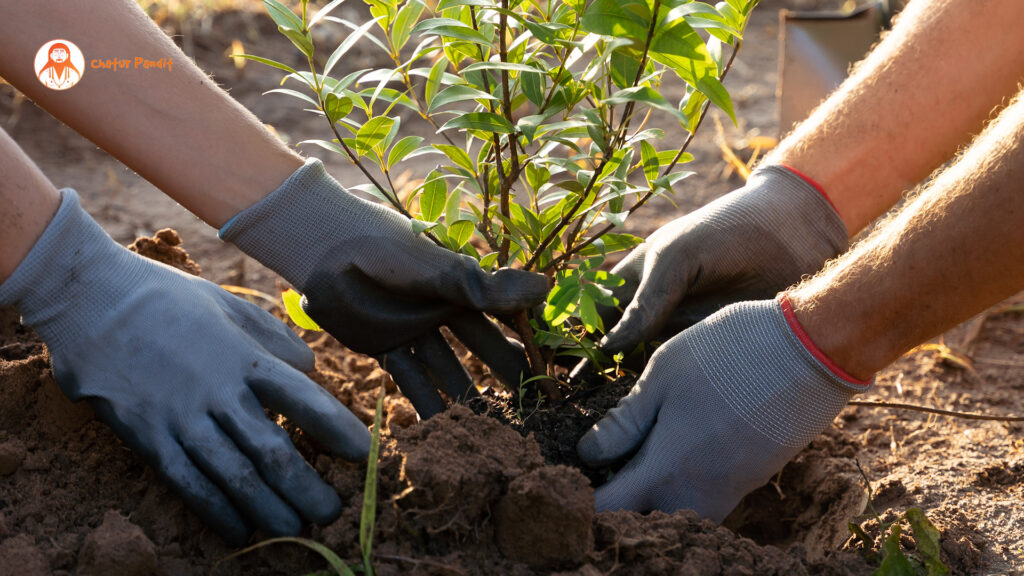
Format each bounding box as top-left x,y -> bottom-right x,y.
410,330 -> 476,402
88,398 -> 253,546
446,312 -> 530,390
592,461 -> 651,513
576,368 -> 665,467
248,359 -> 371,461
376,349 -> 447,418
219,291 -> 315,372
418,256 -> 550,314
181,419 -> 303,537
599,253 -> 688,356
215,388 -> 343,525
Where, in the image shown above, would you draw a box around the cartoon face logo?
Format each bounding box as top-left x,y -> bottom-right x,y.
35,40 -> 84,91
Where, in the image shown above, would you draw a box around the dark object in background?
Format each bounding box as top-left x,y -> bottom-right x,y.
777,0 -> 906,135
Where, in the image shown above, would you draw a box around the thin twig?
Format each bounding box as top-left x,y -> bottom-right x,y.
849,400 -> 1024,422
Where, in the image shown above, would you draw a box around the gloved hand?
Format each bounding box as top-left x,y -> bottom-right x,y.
595,165 -> 848,358
222,159 -> 549,417
577,296 -> 870,521
0,190 -> 370,544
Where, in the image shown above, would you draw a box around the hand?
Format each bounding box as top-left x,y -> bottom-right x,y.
223,159 -> 549,417
595,166 -> 848,358
577,296 -> 869,521
0,190 -> 370,544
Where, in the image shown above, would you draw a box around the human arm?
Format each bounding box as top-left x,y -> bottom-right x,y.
577,89 -> 1024,518
0,0 -> 548,414
0,130 -> 370,543
585,0 -> 1024,360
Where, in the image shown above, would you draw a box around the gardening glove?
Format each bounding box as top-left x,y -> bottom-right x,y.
0,189 -> 370,545
577,296 -> 871,521
594,165 -> 847,360
221,158 -> 549,417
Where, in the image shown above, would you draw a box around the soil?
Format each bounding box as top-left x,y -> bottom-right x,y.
2,1 -> 1023,574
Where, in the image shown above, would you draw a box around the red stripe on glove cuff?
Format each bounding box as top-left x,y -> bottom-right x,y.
778,293 -> 872,388
780,164 -> 840,215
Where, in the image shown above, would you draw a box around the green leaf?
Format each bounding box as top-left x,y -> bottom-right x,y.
281,289 -> 322,331
461,61 -> 541,75
444,186 -> 462,224
435,144 -> 477,173
391,0 -> 426,51
578,233 -> 644,256
387,135 -> 424,167
653,170 -> 696,191
905,509 -> 950,576
875,525 -> 915,576
360,384 -> 384,575
605,86 -> 686,121
640,140 -> 659,185
215,537 -> 356,576
437,0 -> 496,8
428,84 -> 498,113
232,54 -> 298,75
354,117 -> 395,156
697,75 -> 735,123
298,138 -> 346,155
324,92 -> 354,124
522,68 -> 544,106
543,279 -> 581,326
309,0 -> 348,27
264,0 -> 304,31
579,284 -> 605,333
278,26 -> 314,58
447,220 -> 475,249
411,219 -> 438,234
424,58 -> 448,108
324,18 -> 381,78
580,0 -> 650,41
650,19 -> 717,89
420,174 -> 447,222
412,18 -> 492,45
439,112 -> 515,134
479,252 -> 499,270
848,522 -> 874,551
264,87 -> 320,107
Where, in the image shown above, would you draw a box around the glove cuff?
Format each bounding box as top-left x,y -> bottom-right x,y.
691,299 -> 871,449
743,164 -> 849,265
219,157 -> 354,291
777,292 -> 873,388
0,189 -> 152,350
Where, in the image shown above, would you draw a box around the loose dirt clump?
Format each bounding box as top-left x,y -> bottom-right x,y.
128,228 -> 202,276
76,511 -> 158,576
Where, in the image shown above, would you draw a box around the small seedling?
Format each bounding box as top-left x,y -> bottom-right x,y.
849,461 -> 950,576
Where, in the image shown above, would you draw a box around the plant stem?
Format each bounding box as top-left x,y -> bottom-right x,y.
513,310 -> 561,399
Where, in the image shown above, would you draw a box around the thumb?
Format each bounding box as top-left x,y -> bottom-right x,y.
577,372 -> 664,467
599,254 -> 688,355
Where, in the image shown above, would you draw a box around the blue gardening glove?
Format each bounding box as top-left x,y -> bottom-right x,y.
0,190 -> 370,544
577,296 -> 871,521
221,159 -> 549,417
595,166 -> 848,358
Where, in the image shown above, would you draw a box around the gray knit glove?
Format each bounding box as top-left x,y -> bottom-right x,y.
221,159 -> 549,417
578,296 -> 871,521
597,165 -> 848,356
0,190 -> 370,544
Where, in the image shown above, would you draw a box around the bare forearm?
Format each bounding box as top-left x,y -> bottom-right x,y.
0,0 -> 303,227
767,0 -> 1024,235
0,129 -> 61,282
789,92 -> 1024,380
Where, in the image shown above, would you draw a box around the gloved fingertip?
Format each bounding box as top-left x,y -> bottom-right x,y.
475,268 -> 550,312
567,358 -> 592,387
576,426 -> 610,466
304,486 -> 344,525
